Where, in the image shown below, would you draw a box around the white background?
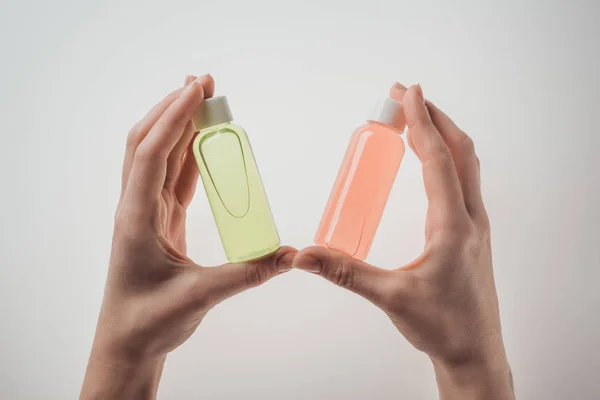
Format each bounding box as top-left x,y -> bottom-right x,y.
1,0 -> 599,398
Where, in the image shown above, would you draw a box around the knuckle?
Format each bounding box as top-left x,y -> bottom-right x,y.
126,123 -> 144,149
329,258 -> 355,289
156,113 -> 187,133
430,220 -> 476,251
408,118 -> 426,132
113,205 -> 153,240
113,208 -> 126,229
245,264 -> 266,287
428,211 -> 472,238
436,226 -> 490,264
113,221 -> 138,245
423,143 -> 453,167
113,210 -> 136,238
433,143 -> 454,161
478,213 -> 491,233
153,118 -> 170,131
134,143 -> 167,164
408,118 -> 436,141
457,132 -> 475,153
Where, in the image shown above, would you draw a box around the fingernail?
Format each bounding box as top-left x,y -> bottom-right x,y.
293,255 -> 322,274
415,83 -> 425,103
182,81 -> 196,95
182,79 -> 202,95
276,252 -> 295,273
195,73 -> 208,83
390,82 -> 408,101
182,74 -> 209,95
184,75 -> 196,85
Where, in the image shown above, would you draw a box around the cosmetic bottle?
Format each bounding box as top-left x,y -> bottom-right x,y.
192,96 -> 280,262
315,97 -> 406,260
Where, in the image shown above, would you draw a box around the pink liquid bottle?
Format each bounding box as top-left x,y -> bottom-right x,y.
315,97 -> 406,260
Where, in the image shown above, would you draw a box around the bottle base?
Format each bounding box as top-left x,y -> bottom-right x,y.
226,242 -> 281,263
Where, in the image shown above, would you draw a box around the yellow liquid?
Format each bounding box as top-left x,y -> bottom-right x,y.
193,122 -> 280,262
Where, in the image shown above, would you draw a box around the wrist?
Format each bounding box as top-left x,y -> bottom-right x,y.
431,353 -> 514,400
80,352 -> 165,400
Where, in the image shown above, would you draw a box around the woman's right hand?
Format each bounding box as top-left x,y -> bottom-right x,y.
80,75 -> 297,400
294,83 -> 514,400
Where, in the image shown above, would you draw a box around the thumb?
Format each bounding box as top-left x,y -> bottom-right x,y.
200,246 -> 297,305
293,246 -> 391,305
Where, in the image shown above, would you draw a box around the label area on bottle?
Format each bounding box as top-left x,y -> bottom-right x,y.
324,132 -> 374,256
319,127 -> 404,260
198,131 -> 251,218
193,123 -> 281,263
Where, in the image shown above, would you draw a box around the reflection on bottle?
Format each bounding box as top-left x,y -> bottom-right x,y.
198,130 -> 250,218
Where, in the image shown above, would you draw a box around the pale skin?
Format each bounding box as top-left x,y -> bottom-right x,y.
80,76 -> 514,399
295,83 -> 514,399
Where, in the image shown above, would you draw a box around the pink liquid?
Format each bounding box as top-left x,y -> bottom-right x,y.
315,121 -> 405,260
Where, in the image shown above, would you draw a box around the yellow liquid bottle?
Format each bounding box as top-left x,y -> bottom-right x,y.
192,96 -> 280,262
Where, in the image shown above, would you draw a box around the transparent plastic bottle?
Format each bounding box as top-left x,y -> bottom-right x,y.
315,98 -> 406,260
192,96 -> 280,262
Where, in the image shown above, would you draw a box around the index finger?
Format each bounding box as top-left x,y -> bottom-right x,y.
126,76 -> 208,207
121,86 -> 185,197
402,85 -> 467,227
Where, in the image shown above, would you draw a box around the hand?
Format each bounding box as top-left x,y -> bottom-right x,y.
294,84 -> 514,399
80,75 -> 297,399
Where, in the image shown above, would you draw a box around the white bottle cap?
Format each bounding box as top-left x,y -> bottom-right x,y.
370,97 -> 406,132
193,95 -> 234,131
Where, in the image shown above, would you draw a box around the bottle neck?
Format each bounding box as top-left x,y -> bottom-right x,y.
366,119 -> 404,134
199,121 -> 233,133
